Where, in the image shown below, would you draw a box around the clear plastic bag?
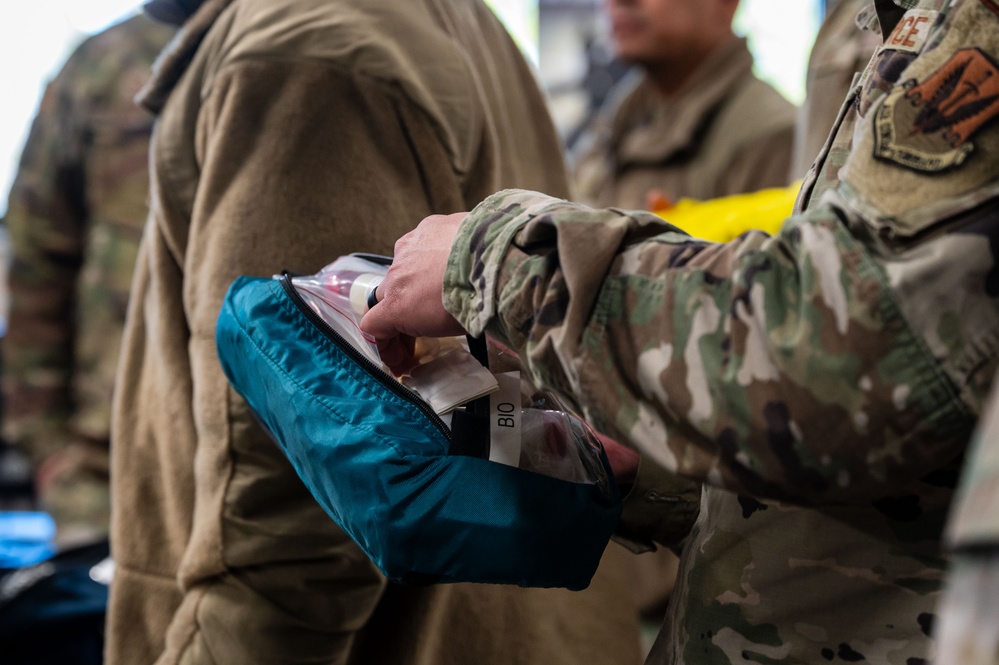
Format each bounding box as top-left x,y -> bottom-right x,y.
288,255 -> 497,414
289,254 -> 387,366
482,342 -> 610,491
282,255 -> 610,493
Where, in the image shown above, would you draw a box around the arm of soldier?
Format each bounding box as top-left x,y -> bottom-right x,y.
364,217 -> 702,551
1,57 -> 88,467
611,448 -> 702,553
441,189 -> 969,505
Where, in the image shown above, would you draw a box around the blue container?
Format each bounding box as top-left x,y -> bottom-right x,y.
216,274 -> 622,590
0,512 -> 56,569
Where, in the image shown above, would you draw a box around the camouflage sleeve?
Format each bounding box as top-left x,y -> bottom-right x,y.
614,454 -> 701,552
442,188 -> 972,504
1,54 -> 88,466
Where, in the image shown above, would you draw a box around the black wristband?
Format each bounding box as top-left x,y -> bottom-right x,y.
366,284 -> 381,310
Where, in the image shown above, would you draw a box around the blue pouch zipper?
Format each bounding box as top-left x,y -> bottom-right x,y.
277,272 -> 453,441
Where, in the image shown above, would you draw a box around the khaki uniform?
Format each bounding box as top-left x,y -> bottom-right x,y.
1,14 -> 174,545
570,38 -> 796,211
790,0 -> 882,176
439,0 -> 999,662
109,1 -> 643,664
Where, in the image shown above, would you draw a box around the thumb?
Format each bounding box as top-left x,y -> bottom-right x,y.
359,293 -> 395,339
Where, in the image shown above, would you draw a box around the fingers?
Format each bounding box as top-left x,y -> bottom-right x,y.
359,281 -> 398,339
360,212 -> 470,341
376,335 -> 418,376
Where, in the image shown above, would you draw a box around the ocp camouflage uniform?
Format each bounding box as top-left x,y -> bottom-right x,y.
440,0 -> 999,662
1,14 -> 174,545
935,376 -> 999,665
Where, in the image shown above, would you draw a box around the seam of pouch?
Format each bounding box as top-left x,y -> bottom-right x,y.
273,286 -> 449,452
226,285 -> 444,459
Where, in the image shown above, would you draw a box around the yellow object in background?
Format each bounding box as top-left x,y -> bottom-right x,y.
652,182 -> 801,243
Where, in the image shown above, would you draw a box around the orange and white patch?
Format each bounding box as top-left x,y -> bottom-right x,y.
874,47 -> 999,173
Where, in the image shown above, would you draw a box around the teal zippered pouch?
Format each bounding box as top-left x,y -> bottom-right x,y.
215,258 -> 621,590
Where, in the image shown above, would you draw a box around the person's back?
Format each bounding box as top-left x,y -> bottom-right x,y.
108,1 -> 643,664
1,13 -> 175,547
570,0 -> 796,210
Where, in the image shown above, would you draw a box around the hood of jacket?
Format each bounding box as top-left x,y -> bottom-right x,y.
137,0 -> 233,112
144,0 -> 207,25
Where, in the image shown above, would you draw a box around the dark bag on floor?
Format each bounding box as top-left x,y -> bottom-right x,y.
0,539 -> 110,665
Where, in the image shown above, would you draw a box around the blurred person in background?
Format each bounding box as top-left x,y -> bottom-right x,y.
1,11 -> 175,549
570,0 -> 796,211
790,0 -> 881,177
106,1 -> 646,664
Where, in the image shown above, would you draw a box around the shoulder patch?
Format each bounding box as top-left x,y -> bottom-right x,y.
874,47 -> 999,173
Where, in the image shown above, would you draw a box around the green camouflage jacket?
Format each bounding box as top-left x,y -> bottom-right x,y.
1,13 -> 174,542
442,0 -> 999,662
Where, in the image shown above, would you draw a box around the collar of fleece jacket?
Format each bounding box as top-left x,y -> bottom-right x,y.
137,0 -> 234,113
144,0 -> 208,25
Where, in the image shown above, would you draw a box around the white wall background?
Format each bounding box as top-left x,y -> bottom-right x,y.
735,0 -> 824,104
487,0 -> 540,64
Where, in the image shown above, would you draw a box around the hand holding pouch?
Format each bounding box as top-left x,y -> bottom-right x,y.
215,255 -> 621,590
